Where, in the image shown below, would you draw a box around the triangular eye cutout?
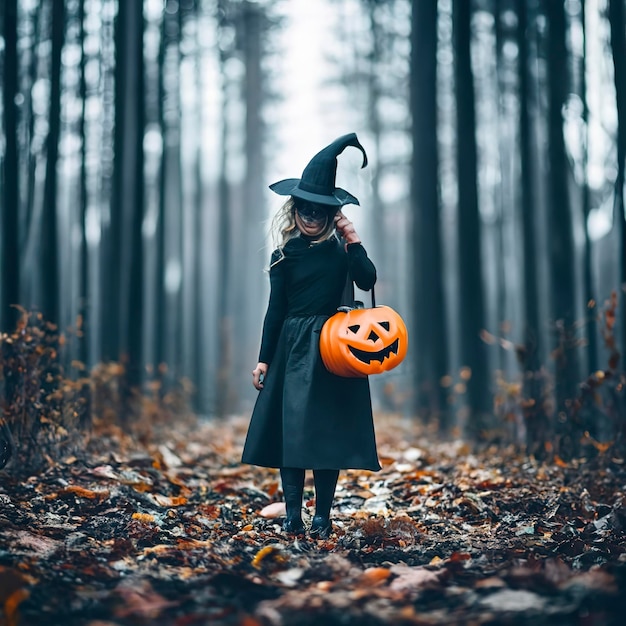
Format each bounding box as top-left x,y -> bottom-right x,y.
379,321 -> 390,331
348,324 -> 360,333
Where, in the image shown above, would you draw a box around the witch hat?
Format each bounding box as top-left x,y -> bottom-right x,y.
269,133 -> 368,206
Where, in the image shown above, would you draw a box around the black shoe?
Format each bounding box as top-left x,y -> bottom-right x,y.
282,517 -> 305,534
309,515 -> 332,538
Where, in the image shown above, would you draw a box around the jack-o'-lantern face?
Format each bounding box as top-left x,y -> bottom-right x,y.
320,305 -> 408,377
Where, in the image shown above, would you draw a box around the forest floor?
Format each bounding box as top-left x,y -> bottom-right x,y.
1,413 -> 625,626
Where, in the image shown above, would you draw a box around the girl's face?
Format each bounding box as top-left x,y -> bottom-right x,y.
294,200 -> 330,237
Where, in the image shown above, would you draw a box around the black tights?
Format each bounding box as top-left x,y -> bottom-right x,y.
280,467 -> 339,522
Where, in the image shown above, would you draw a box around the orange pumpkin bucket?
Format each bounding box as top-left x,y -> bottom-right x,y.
320,301 -> 408,378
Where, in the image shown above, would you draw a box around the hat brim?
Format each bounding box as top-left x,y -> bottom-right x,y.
269,179 -> 360,206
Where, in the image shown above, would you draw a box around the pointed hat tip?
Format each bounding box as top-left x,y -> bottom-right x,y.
340,132 -> 368,169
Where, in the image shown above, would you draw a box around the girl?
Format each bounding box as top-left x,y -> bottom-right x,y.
242,134 -> 380,538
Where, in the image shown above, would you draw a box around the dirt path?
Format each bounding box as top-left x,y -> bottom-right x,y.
1,414 -> 625,625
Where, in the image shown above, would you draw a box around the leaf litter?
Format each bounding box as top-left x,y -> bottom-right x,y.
0,413 -> 625,625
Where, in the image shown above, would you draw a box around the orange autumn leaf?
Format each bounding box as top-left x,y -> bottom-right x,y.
5,588 -> 30,626
251,545 -> 288,570
61,485 -> 110,500
132,513 -> 156,523
582,431 -> 613,454
198,504 -> 221,519
266,481 -> 279,497
132,483 -> 153,493
165,473 -> 193,495
359,567 -> 391,586
153,495 -> 187,507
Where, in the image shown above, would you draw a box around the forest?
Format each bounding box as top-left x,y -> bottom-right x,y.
1,0 -> 626,624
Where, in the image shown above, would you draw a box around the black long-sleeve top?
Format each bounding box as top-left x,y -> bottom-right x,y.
258,236 -> 377,364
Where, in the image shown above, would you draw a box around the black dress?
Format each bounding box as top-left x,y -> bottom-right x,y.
241,235 -> 381,471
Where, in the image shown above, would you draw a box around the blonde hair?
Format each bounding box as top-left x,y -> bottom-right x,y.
269,197 -> 337,267
270,198 -> 299,248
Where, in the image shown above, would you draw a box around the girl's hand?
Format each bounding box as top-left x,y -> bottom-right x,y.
252,362 -> 268,390
334,211 -> 361,244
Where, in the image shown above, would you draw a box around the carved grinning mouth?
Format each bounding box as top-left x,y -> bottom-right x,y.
348,339 -> 399,364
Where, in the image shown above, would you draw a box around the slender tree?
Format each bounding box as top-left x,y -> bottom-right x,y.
609,0 -> 626,362
158,0 -> 184,385
103,0 -> 127,362
516,0 -> 544,447
546,0 -> 579,424
580,0 -> 598,375
241,1 -> 267,403
111,0 -> 145,393
125,1 -> 146,390
78,0 -> 89,366
1,0 -> 20,455
453,0 -> 491,431
193,1 -> 206,412
1,0 -> 20,332
215,0 -> 235,417
364,0 -> 386,268
410,0 -> 450,428
40,0 -> 65,326
178,0 -> 198,400
154,3 -> 168,371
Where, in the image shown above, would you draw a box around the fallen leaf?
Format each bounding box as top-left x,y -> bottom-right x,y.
90,465 -> 121,480
475,577 -> 507,589
114,579 -> 178,619
14,531 -> 63,557
274,567 -> 304,586
151,494 -> 188,507
389,565 -> 443,592
132,513 -> 155,523
480,589 -> 546,612
4,588 -> 30,626
157,444 -> 183,469
61,485 -> 110,500
251,545 -> 288,570
359,567 -> 391,587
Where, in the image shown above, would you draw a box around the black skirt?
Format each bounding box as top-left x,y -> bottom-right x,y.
242,315 -> 381,471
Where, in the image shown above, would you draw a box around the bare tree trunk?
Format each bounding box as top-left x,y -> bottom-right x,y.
215,1 -> 235,418
41,0 -> 65,326
517,0 -> 546,451
242,1 -> 266,410
216,103 -> 233,418
104,2 -> 126,362
124,2 -> 145,390
1,0 -> 20,332
125,3 -> 145,391
78,0 -> 89,366
581,0 -> 598,375
546,0 -> 579,433
195,8 -> 205,413
112,1 -> 145,397
154,8 -> 167,372
365,0 -> 386,272
494,0 -> 508,375
453,0 -> 491,433
609,0 -> 626,364
161,4 -> 183,385
410,0 -> 450,429
1,0 -> 20,440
